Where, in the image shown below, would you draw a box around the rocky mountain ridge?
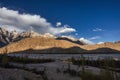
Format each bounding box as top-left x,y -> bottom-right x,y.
0,27 -> 120,54
0,27 -> 56,47
0,36 -> 119,54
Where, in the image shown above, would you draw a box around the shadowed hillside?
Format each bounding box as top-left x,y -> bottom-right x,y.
87,47 -> 120,54
11,46 -> 87,54
9,47 -> 120,54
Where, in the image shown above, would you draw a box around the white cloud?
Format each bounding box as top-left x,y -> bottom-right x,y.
79,37 -> 94,44
48,25 -> 76,35
56,22 -> 61,27
0,7 -> 76,35
59,27 -> 76,34
89,36 -> 101,40
92,28 -> 104,32
61,35 -> 77,41
0,25 -> 23,32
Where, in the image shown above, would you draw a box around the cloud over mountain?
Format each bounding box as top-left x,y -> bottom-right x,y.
89,36 -> 101,40
0,7 -> 76,35
79,37 -> 94,44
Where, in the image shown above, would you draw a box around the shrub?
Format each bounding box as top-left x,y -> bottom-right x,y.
1,53 -> 9,67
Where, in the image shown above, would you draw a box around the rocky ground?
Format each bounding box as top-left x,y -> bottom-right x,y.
0,54 -> 120,80
8,60 -> 103,80
0,68 -> 43,80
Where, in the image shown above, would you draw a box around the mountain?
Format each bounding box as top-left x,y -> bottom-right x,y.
0,27 -> 14,47
0,36 -> 120,54
87,48 -> 120,53
0,36 -> 81,54
0,28 -> 85,54
0,27 -> 120,54
115,41 -> 120,44
0,27 -> 56,47
81,42 -> 120,52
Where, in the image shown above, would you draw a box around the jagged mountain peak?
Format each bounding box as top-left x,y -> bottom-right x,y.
20,31 -> 40,37
20,31 -> 55,38
0,27 -> 120,54
0,27 -> 56,47
0,27 -> 9,35
11,30 -> 18,35
0,27 -> 86,48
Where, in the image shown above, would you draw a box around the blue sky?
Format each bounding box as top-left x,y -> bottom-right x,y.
0,0 -> 120,43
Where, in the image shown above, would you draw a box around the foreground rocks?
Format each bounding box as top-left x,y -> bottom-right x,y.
0,68 -> 43,80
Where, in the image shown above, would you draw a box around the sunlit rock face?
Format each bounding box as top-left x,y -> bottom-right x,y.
0,36 -> 83,54
0,27 -> 120,54
0,27 -> 56,47
0,27 -> 82,54
0,27 -> 12,46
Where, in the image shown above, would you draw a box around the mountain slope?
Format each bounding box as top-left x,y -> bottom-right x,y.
0,37 -> 120,54
0,27 -> 56,47
0,27 -> 13,46
81,42 -> 120,51
11,46 -> 87,54
0,37 -> 82,54
0,27 -> 120,54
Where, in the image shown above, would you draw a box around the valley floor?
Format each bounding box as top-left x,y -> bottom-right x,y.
0,54 -> 120,80
7,60 -> 120,80
0,68 -> 42,80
